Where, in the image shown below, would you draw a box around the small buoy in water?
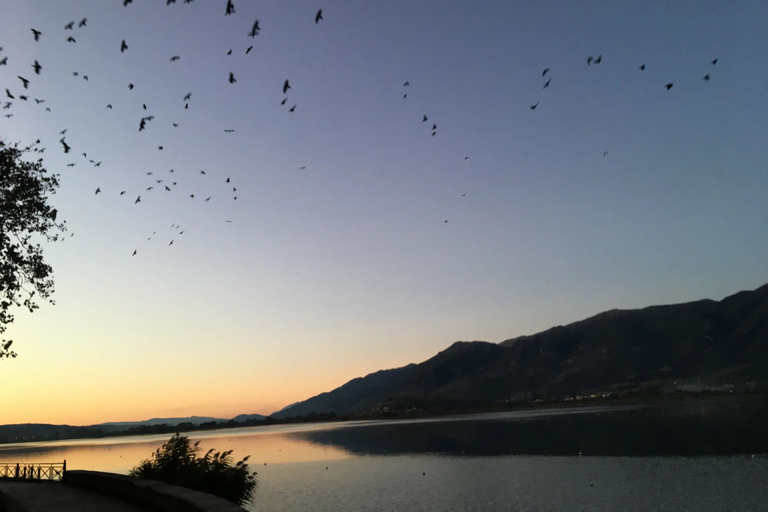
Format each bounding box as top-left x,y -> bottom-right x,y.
590,483 -> 594,487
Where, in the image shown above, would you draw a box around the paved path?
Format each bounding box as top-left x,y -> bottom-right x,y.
0,481 -> 150,512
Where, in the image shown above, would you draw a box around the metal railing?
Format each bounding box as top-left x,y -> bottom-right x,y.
0,460 -> 66,481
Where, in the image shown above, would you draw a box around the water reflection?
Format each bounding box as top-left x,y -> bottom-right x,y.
289,398 -> 768,457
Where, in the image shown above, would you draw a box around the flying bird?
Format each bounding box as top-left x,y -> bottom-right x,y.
120,191 -> 126,195
639,64 -> 645,70
121,40 -> 128,52
64,21 -> 74,30
169,240 -> 174,246
60,139 -> 71,153
226,177 -> 230,182
0,57 -> 7,66
132,250 -> 137,256
587,56 -> 593,65
128,83 -> 134,89
422,115 -> 428,122
183,92 -> 192,101
315,9 -> 323,23
60,129 -> 67,135
31,29 -> 41,41
711,58 -> 718,65
124,0 -> 133,6
594,54 -> 602,64
200,170 -> 206,175
229,72 -> 236,84
225,0 -> 235,15
603,151 -> 609,156
167,0 -> 176,4
542,68 -> 550,76
146,186 -> 154,191
246,45 -> 253,54
95,188 -> 101,195
530,102 -> 539,110
665,83 -> 673,90
289,105 -> 296,112
18,76 -> 30,89
135,196 -> 140,204
205,196 -> 211,202
431,123 -> 437,130
32,60 -> 41,74
158,146 -> 163,151
543,78 -> 551,88
280,98 -> 287,105
107,104 -> 112,109
227,49 -> 232,55
67,37 -> 76,43
5,89 -> 13,99
78,18 -> 87,27
403,81 -> 410,87
283,79 -> 291,94
18,95 -> 28,101
73,71 -> 79,76
143,103 -> 147,109
249,20 -> 260,37
703,74 -> 710,81
170,55 -> 180,61
172,123 -> 179,127
224,129 -> 235,132
83,75 -> 88,81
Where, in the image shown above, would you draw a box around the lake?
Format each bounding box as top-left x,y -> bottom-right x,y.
2,399 -> 768,511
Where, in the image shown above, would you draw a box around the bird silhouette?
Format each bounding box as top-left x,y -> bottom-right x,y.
603,151 -> 609,156
530,102 -> 539,110
422,115 -> 428,122
183,92 -> 192,101
132,250 -> 137,256
594,54 -> 602,64
5,89 -> 13,99
639,64 -> 645,70
315,9 -> 323,23
121,40 -> 128,52
31,29 -> 41,41
711,58 -> 718,65
200,170 -> 206,175
18,76 -> 30,89
60,129 -> 67,135
542,68 -> 550,76
280,98 -> 287,105
124,0 -> 133,6
120,191 -> 126,195
158,146 -> 163,151
703,74 -> 710,81
139,118 -> 147,131
246,45 -> 253,54
283,79 -> 291,94
172,123 -> 179,127
0,57 -> 7,66
229,72 -> 236,84
135,196 -> 141,204
78,18 -> 87,27
587,56 -> 593,65
249,20 -> 260,37
224,129 -> 235,132
170,55 -> 180,62
289,105 -> 296,112
95,188 -> 101,195
165,185 -> 171,191
403,81 -> 410,87
205,197 -> 211,202
143,103 -> 147,110
227,49 -> 232,55
146,186 -> 154,191
225,0 -> 235,15
226,178 -> 230,182
65,21 -> 74,30
83,75 -> 88,81
543,78 -> 551,88
32,60 -> 41,74
665,83 -> 673,90
431,123 -> 437,130
19,95 -> 28,101
128,83 -> 134,89
107,104 -> 112,109
167,0 -> 176,4
34,98 -> 45,104
60,139 -> 71,153
67,37 -> 76,43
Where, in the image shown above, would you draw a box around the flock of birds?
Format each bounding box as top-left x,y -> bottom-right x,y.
0,1 -> 728,257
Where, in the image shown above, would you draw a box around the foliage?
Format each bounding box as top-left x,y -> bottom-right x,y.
129,433 -> 257,506
0,139 -> 65,359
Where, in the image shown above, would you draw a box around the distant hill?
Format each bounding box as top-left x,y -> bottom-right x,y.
273,283 -> 768,418
229,413 -> 267,422
97,416 -> 226,430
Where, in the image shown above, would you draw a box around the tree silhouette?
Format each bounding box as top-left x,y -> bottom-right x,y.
0,140 -> 65,359
130,433 -> 257,506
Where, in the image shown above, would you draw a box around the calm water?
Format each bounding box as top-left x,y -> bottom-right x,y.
2,401 -> 768,511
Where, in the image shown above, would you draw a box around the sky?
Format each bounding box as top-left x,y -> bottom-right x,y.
1,0 -> 767,426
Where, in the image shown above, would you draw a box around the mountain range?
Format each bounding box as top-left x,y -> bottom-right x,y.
271,282 -> 768,418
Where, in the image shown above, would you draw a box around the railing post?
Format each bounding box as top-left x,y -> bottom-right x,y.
63,459 -> 67,475
15,463 -> 19,478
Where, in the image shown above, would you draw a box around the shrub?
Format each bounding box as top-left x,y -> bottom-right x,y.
130,433 -> 257,506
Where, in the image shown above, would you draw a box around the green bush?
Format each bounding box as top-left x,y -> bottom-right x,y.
130,433 -> 257,506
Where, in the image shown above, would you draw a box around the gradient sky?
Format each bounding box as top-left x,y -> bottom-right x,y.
1,0 -> 767,426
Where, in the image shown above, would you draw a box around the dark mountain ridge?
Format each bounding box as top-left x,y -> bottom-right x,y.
273,283 -> 768,418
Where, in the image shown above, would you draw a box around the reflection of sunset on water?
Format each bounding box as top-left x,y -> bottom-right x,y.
0,426 -> 351,475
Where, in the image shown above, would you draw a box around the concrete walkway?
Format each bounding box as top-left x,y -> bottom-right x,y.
0,481 -> 151,512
